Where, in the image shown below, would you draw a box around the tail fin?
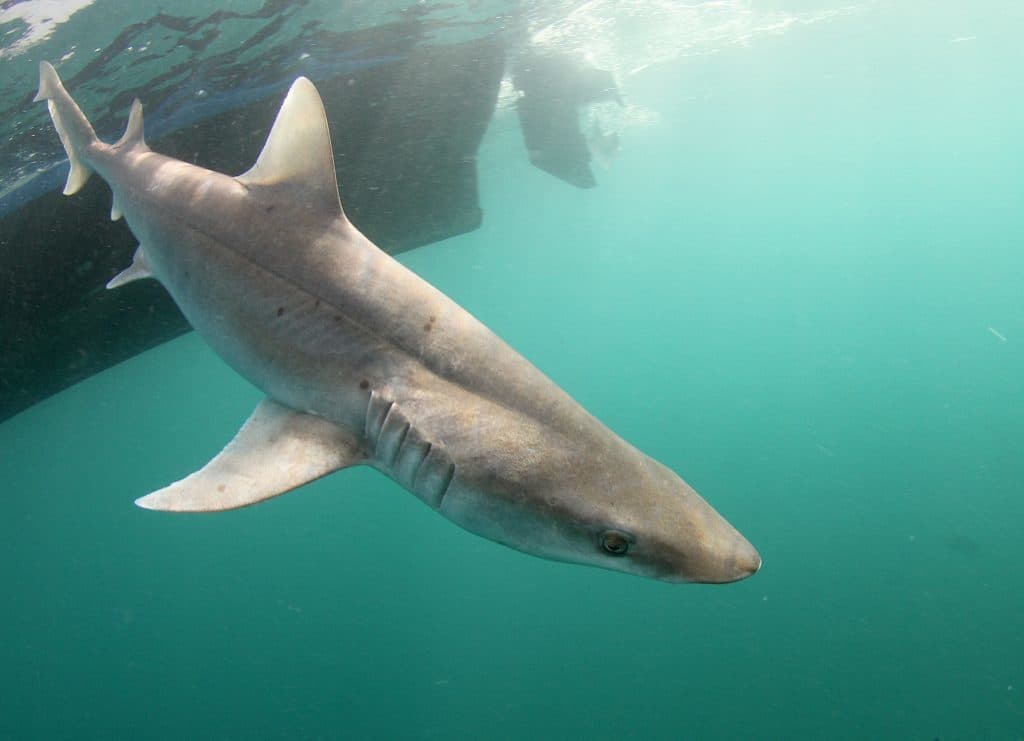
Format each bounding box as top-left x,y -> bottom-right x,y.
34,61 -> 97,195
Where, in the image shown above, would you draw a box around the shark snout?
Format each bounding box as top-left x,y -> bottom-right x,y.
722,537 -> 762,582
675,503 -> 765,585
634,460 -> 762,584
691,530 -> 761,584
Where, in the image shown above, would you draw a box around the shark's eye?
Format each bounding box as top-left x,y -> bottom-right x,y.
601,531 -> 630,556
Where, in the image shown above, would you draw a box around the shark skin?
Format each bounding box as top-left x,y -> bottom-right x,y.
35,61 -> 761,583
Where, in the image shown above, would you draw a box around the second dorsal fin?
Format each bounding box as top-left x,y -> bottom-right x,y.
115,98 -> 146,150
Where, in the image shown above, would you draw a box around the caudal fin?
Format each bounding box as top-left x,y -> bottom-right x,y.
34,61 -> 97,195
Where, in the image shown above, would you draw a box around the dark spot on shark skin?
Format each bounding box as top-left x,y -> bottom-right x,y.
359,379 -> 370,390
265,205 -> 274,213
217,484 -> 225,493
314,299 -> 320,309
423,315 -> 436,332
276,306 -> 284,317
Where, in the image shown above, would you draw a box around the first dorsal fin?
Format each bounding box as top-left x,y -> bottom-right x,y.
236,77 -> 344,216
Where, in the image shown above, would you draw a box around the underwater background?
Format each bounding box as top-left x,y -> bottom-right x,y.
2,1 -> 1023,738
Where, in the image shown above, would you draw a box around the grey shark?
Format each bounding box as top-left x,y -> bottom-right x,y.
36,61 -> 760,583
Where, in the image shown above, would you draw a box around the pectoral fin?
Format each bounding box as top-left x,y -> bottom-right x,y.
136,399 -> 365,512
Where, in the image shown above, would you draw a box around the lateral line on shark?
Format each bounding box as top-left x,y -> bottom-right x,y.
180,228 -> 386,341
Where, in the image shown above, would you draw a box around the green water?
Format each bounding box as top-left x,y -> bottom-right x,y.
3,2 -> 1024,738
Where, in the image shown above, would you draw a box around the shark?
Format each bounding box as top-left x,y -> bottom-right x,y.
35,61 -> 760,583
